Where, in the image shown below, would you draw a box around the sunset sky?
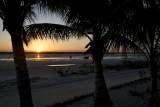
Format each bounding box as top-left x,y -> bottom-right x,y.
0,14 -> 89,52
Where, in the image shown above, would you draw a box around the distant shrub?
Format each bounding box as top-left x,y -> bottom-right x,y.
123,60 -> 149,69
79,63 -> 94,74
56,69 -> 65,76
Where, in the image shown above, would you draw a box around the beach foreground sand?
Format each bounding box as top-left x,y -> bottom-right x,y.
0,57 -> 152,107
65,78 -> 153,107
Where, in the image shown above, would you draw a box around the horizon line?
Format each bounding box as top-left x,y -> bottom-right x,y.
0,51 -> 85,54
0,51 -> 142,54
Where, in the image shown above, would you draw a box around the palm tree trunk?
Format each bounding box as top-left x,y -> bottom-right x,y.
149,58 -> 158,107
93,58 -> 113,107
91,33 -> 113,107
11,35 -> 33,107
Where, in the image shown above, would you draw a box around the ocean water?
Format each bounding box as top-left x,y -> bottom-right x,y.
0,52 -> 146,62
0,52 -> 84,61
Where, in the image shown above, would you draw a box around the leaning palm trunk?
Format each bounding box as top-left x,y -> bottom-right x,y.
149,57 -> 159,107
92,36 -> 113,107
11,34 -> 33,107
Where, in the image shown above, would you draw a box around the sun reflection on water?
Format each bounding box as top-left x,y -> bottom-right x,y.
37,54 -> 40,59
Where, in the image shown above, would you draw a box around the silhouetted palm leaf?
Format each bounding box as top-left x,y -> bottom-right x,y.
25,23 -> 86,44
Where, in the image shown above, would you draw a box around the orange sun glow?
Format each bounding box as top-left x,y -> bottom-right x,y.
24,40 -> 53,52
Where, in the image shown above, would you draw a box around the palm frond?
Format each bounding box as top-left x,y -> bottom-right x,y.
64,0 -> 112,26
0,0 -> 6,20
24,23 -> 86,44
68,22 -> 92,34
38,0 -> 69,17
24,8 -> 37,24
103,32 -> 141,53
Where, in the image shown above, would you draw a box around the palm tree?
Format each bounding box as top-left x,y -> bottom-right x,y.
0,0 -> 81,106
0,0 -> 38,106
40,0 -> 117,106
109,0 -> 160,106
46,0 -> 114,106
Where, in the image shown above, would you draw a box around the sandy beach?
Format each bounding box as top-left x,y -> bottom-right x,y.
0,55 -> 152,107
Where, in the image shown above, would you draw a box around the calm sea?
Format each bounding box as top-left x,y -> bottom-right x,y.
0,52 -> 84,61
0,52 -> 145,62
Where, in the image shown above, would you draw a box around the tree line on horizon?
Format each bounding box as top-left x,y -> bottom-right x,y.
0,0 -> 160,107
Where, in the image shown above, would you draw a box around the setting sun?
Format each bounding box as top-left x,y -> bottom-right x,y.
36,49 -> 41,53
24,39 -> 54,52
23,38 -> 89,52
